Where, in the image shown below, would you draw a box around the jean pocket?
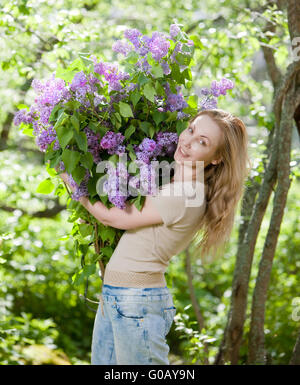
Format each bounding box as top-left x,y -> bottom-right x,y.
162,306 -> 176,336
115,302 -> 145,320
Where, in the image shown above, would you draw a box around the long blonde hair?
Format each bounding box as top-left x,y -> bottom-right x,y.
191,109 -> 251,263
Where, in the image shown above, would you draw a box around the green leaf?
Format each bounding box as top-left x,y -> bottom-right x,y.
155,80 -> 166,97
72,165 -> 86,184
134,195 -> 145,211
119,102 -> 133,118
125,50 -> 140,64
152,110 -> 165,126
80,152 -> 94,169
124,124 -> 136,140
72,264 -> 96,286
189,34 -> 204,49
36,178 -> 55,194
147,52 -> 156,66
67,57 -> 85,72
63,100 -> 81,111
70,115 -> 80,132
22,127 -> 34,137
74,131 -> 87,152
100,227 -> 116,243
108,154 -> 119,166
140,121 -> 151,135
143,83 -> 156,103
56,124 -> 73,149
151,64 -> 164,78
130,89 -> 141,107
149,125 -> 155,139
165,110 -> 178,122
49,105 -> 62,123
175,52 -> 191,66
101,246 -> 113,258
17,103 -> 29,110
79,223 -> 93,237
62,149 -> 81,173
53,110 -> 68,130
176,120 -> 188,135
187,95 -> 198,109
137,73 -> 149,86
55,66 -> 78,83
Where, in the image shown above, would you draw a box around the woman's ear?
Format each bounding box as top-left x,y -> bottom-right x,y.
211,158 -> 222,165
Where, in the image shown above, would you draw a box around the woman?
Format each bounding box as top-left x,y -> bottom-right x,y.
58,108 -> 250,365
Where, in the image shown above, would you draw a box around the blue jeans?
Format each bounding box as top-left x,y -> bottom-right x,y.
91,284 -> 177,365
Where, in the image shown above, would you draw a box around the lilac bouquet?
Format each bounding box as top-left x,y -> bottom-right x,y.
14,23 -> 234,277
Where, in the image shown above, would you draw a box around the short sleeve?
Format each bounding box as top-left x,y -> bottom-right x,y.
148,185 -> 187,226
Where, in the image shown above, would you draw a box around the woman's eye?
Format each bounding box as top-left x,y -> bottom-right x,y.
199,139 -> 206,146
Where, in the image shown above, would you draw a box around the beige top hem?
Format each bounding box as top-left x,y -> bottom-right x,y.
103,268 -> 167,288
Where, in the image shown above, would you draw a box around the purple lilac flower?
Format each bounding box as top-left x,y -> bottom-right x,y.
112,40 -> 133,56
128,175 -> 141,196
68,169 -> 91,201
103,162 -> 129,209
164,83 -> 188,112
148,31 -> 170,61
200,97 -> 218,110
14,72 -> 71,142
161,60 -> 171,75
35,125 -> 60,152
124,28 -> 142,49
170,42 -> 182,63
170,24 -> 181,39
136,160 -> 158,195
13,109 -> 34,126
136,57 -> 151,74
69,71 -> 100,107
210,77 -> 234,97
177,111 -> 190,120
94,93 -> 107,107
94,60 -> 130,93
83,126 -> 102,164
58,161 -> 65,172
127,83 -> 138,92
134,138 -> 157,164
154,131 -> 179,157
100,131 -> 125,155
70,71 -> 87,92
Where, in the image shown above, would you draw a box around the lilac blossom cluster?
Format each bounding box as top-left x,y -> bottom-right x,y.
100,131 -> 126,155
102,159 -> 158,208
13,22 -> 236,212
13,73 -> 73,152
67,169 -> 91,201
84,126 -> 102,163
164,83 -> 188,113
103,162 -> 129,209
93,60 -> 130,93
199,77 -> 234,110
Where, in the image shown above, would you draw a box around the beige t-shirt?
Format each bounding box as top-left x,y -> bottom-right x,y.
103,180 -> 206,287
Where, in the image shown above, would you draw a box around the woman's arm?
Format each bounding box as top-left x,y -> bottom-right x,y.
79,195 -> 163,230
58,171 -> 163,230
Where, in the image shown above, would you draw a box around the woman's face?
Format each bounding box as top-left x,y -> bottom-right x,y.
174,114 -> 223,168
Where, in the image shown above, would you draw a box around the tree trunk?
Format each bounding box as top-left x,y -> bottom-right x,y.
290,327 -> 300,365
248,89 -> 296,364
215,1 -> 300,364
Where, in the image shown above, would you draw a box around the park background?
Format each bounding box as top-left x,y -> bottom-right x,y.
0,0 -> 299,365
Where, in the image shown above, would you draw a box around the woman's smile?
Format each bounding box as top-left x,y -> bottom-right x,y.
178,145 -> 189,158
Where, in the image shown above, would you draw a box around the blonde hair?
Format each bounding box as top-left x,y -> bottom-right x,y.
191,108 -> 251,263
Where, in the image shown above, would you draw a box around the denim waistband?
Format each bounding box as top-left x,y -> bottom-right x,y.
102,283 -> 170,298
